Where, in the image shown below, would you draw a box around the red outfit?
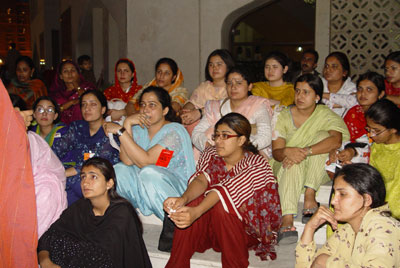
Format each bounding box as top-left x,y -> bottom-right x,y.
0,81 -> 38,267
103,58 -> 142,103
385,80 -> 400,96
166,147 -> 281,267
343,105 -> 367,142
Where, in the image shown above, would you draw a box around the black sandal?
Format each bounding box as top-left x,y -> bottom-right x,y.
302,202 -> 320,224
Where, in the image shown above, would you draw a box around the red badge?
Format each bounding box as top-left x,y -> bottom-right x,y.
156,149 -> 174,167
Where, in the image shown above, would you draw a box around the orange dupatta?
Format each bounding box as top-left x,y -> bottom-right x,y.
0,80 -> 38,267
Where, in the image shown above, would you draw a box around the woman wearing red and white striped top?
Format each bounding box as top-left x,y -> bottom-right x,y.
164,112 -> 282,267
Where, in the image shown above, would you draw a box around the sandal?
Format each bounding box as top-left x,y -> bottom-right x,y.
278,226 -> 298,245
302,202 -> 320,224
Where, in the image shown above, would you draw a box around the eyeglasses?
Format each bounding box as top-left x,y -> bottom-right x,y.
211,133 -> 239,141
35,107 -> 55,114
365,127 -> 388,137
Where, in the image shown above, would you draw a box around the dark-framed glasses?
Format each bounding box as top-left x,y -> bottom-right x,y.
365,127 -> 388,137
35,107 -> 56,114
211,133 -> 239,141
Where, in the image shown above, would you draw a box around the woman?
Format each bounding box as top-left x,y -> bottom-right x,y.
103,86 -> 195,250
192,66 -> 273,157
7,56 -> 47,108
366,99 -> 400,219
180,49 -> 235,134
321,51 -> 357,117
327,71 -> 386,168
164,113 -> 281,267
50,60 -> 96,125
52,90 -> 120,205
271,74 -> 349,243
38,157 -> 152,268
30,96 -> 68,148
251,51 -> 295,107
296,163 -> 400,268
103,58 -> 142,122
138,57 -> 188,114
384,51 -> 400,105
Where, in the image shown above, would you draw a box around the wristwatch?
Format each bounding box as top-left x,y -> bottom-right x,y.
116,127 -> 126,137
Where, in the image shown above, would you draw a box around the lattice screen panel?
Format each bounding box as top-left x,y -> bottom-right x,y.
330,0 -> 400,80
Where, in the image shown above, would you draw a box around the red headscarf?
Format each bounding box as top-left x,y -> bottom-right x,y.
104,58 -> 142,103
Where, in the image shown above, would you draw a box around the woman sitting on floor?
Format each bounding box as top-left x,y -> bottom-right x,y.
164,113 -> 282,267
270,73 -> 349,244
296,163 -> 400,268
38,157 -> 152,268
52,90 -> 120,205
384,50 -> 400,106
103,86 -> 195,251
192,66 -> 273,158
366,99 -> 400,219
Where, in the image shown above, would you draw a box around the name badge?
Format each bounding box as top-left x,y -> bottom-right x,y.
83,151 -> 95,161
156,149 -> 174,167
54,133 -> 61,138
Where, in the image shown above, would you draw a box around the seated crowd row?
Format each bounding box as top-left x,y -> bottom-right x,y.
5,48 -> 400,267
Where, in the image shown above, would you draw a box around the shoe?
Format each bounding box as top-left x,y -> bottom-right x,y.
302,202 -> 320,224
158,213 -> 175,252
278,226 -> 298,245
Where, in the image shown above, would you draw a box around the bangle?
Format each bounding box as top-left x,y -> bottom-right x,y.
198,109 -> 203,119
116,127 -> 126,137
306,146 -> 313,156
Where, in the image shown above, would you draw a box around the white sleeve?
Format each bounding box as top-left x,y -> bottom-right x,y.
191,107 -> 212,151
249,105 -> 272,150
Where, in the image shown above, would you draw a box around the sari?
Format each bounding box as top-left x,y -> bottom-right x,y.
7,78 -> 47,108
0,80 -> 38,267
271,105 -> 349,215
115,123 -> 195,220
251,81 -> 295,107
370,142 -> 400,219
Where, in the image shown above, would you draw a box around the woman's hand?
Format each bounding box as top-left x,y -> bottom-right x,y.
171,101 -> 182,115
284,147 -> 307,165
337,148 -> 355,164
124,113 -> 151,129
311,253 -> 329,268
180,109 -> 201,125
327,149 -> 338,165
15,108 -> 33,128
306,206 -> 337,232
108,109 -> 126,121
39,259 -> 61,268
65,80 -> 80,91
169,206 -> 201,228
103,122 -> 122,135
61,99 -> 79,111
163,197 -> 187,214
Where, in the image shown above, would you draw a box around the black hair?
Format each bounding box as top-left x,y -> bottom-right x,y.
334,163 -> 386,208
226,66 -> 255,84
263,51 -> 291,81
77,55 -> 91,65
139,86 -> 181,123
58,60 -> 80,75
295,73 -> 324,104
15,56 -> 37,79
32,96 -> 62,123
356,71 -> 386,95
80,90 -> 108,118
214,112 -> 258,155
365,99 -> 400,133
116,59 -> 135,82
81,157 -> 143,233
9,93 -> 27,110
325,51 -> 351,80
303,49 -> 319,63
155,58 -> 178,81
385,51 -> 400,65
205,49 -> 235,82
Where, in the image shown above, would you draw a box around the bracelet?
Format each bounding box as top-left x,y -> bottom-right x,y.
198,109 -> 203,119
116,127 -> 126,137
306,146 -> 313,156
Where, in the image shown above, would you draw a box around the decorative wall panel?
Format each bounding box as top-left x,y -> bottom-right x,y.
330,0 -> 400,79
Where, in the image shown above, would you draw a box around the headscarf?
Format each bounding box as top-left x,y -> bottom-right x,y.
147,68 -> 184,93
103,58 -> 142,103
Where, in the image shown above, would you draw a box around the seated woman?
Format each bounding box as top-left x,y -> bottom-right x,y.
7,56 -> 47,108
327,71 -> 386,171
38,157 -> 152,268
271,73 -> 349,243
131,57 -> 188,115
321,51 -> 357,117
103,86 -> 195,250
366,99 -> 400,219
29,96 -> 68,148
50,60 -> 96,125
180,49 -> 235,134
164,113 -> 281,267
103,58 -> 142,122
192,66 -> 273,158
52,90 -> 120,205
296,163 -> 400,268
251,51 -> 295,107
384,51 -> 400,106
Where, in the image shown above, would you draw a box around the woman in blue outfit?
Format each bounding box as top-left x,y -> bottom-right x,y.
103,86 -> 195,252
53,90 -> 120,205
